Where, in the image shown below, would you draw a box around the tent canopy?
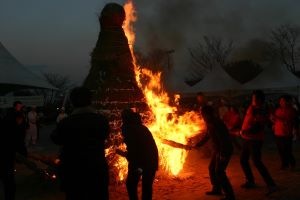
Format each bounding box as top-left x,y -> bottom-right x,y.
242,64 -> 300,90
0,42 -> 57,94
188,65 -> 242,93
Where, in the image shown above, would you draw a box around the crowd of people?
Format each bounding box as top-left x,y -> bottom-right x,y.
0,101 -> 42,200
0,87 -> 299,200
187,91 -> 299,200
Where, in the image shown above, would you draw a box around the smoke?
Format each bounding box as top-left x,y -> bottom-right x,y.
128,0 -> 300,91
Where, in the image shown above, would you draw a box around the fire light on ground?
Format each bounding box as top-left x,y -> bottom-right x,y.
111,0 -> 206,180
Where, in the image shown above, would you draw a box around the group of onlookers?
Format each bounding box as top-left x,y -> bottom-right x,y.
0,101 -> 39,200
1,88 -> 299,200
192,91 -> 299,200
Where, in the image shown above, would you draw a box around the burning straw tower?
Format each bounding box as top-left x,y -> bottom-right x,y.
83,1 -> 205,182
83,3 -> 148,183
84,3 -> 145,114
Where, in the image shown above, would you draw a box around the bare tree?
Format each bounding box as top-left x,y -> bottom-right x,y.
270,24 -> 300,73
43,73 -> 71,93
185,36 -> 233,86
39,73 -> 73,105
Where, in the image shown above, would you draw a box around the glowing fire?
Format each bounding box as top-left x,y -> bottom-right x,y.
111,0 -> 206,178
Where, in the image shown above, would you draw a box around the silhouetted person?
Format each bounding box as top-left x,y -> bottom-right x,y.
240,90 -> 277,195
51,87 -> 109,200
0,101 -> 28,200
193,105 -> 235,200
119,109 -> 158,200
270,95 -> 297,170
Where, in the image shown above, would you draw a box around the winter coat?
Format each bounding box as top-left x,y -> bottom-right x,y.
1,109 -> 28,170
51,107 -> 109,186
196,117 -> 233,157
223,110 -> 241,131
273,106 -> 297,137
241,105 -> 267,140
122,123 -> 159,171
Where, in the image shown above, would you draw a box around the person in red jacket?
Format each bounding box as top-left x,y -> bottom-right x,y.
223,106 -> 242,151
271,95 -> 297,170
239,90 -> 276,194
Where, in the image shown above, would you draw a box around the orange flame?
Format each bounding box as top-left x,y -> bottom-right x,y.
120,0 -> 205,177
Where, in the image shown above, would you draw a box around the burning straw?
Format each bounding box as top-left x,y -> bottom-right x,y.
106,0 -> 206,182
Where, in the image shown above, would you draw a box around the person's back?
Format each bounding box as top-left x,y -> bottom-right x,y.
122,122 -> 158,171
53,112 -> 109,164
51,87 -> 109,200
121,109 -> 158,200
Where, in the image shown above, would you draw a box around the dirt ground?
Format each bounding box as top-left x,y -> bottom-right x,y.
1,124 -> 300,200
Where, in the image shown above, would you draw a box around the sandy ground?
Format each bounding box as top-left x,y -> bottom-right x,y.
1,124 -> 300,200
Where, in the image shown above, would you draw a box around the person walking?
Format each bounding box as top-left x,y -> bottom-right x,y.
51,87 -> 110,200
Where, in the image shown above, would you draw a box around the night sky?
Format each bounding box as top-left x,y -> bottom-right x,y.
1,0 -> 299,90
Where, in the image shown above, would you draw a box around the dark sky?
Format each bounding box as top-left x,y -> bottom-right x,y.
1,0 -> 299,90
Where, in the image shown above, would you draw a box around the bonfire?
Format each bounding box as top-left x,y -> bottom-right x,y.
105,0 -> 206,182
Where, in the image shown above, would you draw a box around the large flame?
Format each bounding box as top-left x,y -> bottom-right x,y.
119,0 -> 205,177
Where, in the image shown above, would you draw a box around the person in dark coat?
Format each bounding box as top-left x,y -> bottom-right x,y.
0,101 -> 28,200
240,90 -> 277,195
5,101 -> 28,157
119,109 -> 158,200
51,87 -> 110,200
193,105 -> 235,200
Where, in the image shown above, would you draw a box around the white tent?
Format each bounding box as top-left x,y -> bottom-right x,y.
187,65 -> 242,94
242,64 -> 300,92
0,42 -> 56,92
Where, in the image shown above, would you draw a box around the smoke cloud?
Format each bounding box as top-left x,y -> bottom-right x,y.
129,0 -> 300,91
